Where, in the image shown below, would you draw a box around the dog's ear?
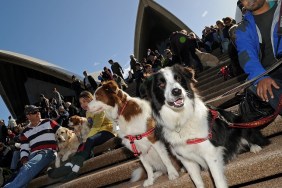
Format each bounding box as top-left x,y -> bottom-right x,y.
67,129 -> 72,140
140,77 -> 153,100
103,80 -> 118,94
184,67 -> 198,83
173,64 -> 197,83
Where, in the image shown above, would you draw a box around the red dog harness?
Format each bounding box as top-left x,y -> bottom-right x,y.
186,109 -> 218,145
124,128 -> 155,156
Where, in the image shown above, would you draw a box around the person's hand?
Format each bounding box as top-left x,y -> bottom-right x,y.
21,157 -> 28,165
257,77 -> 280,102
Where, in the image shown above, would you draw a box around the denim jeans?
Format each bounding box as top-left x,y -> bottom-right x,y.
10,150 -> 20,170
4,149 -> 56,188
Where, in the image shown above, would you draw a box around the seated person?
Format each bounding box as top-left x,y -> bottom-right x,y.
0,142 -> 13,169
48,91 -> 115,182
56,106 -> 69,127
3,105 -> 60,188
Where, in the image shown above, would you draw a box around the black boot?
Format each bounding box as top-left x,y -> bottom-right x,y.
48,152 -> 86,179
48,165 -> 72,179
61,153 -> 86,182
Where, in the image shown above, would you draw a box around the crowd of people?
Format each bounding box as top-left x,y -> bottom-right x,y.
1,0 -> 282,186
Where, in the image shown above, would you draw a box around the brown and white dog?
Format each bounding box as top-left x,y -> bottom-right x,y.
88,80 -> 179,187
68,115 -> 91,143
55,127 -> 80,167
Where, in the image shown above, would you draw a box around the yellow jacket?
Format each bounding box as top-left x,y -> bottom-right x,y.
86,111 -> 114,138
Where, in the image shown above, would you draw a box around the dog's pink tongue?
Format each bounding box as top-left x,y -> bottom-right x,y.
174,98 -> 183,105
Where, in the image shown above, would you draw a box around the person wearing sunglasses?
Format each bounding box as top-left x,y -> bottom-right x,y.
3,105 -> 60,188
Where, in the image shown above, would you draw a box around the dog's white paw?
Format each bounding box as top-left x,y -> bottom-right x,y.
143,178 -> 154,187
153,171 -> 163,179
62,156 -> 68,162
55,158 -> 61,168
168,169 -> 179,180
250,144 -> 262,153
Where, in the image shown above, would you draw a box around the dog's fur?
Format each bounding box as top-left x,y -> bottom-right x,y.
195,49 -> 220,67
68,115 -> 91,143
55,127 -> 80,167
140,64 -> 269,188
88,80 -> 179,187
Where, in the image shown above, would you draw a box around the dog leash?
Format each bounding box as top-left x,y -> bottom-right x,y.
186,95 -> 282,145
221,95 -> 282,128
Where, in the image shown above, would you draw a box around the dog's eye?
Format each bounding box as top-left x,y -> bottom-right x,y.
174,75 -> 181,82
158,78 -> 166,89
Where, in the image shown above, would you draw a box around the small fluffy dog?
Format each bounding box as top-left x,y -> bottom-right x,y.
55,127 -> 80,167
88,80 -> 179,187
141,64 -> 269,188
195,49 -> 220,67
68,115 -> 91,143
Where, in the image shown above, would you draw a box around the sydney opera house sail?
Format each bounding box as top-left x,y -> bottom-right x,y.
0,50 -> 81,119
134,0 -> 193,60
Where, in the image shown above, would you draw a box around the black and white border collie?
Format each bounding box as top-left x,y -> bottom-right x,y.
140,64 -> 269,188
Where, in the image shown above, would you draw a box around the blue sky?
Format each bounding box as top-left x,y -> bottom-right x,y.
0,0 -> 239,123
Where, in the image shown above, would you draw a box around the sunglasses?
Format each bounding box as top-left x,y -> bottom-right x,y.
28,111 -> 39,115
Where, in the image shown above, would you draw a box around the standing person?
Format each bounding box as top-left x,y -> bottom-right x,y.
108,59 -> 124,80
129,54 -> 137,79
71,75 -> 84,105
113,74 -> 128,90
56,106 -> 69,127
83,70 -> 98,94
39,94 -> 50,118
3,105 -> 60,188
7,116 -> 17,131
52,88 -> 63,109
134,63 -> 144,97
236,0 -> 282,115
102,67 -> 113,81
48,91 -> 115,182
0,120 -> 8,144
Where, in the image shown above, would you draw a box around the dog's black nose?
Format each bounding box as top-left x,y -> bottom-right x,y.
172,88 -> 182,96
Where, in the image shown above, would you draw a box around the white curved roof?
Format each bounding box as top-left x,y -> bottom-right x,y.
0,50 -> 83,82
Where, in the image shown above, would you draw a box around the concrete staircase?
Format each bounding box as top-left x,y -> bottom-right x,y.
28,50 -> 282,188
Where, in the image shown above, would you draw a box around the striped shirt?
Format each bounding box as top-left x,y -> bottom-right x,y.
19,119 -> 60,160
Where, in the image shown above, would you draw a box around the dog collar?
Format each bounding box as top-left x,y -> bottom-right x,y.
124,127 -> 155,156
114,101 -> 129,131
118,101 -> 128,117
186,109 -> 218,145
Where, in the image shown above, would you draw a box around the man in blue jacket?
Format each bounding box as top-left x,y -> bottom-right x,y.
236,0 -> 282,114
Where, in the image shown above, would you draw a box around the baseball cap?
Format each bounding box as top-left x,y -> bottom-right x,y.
24,105 -> 41,115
